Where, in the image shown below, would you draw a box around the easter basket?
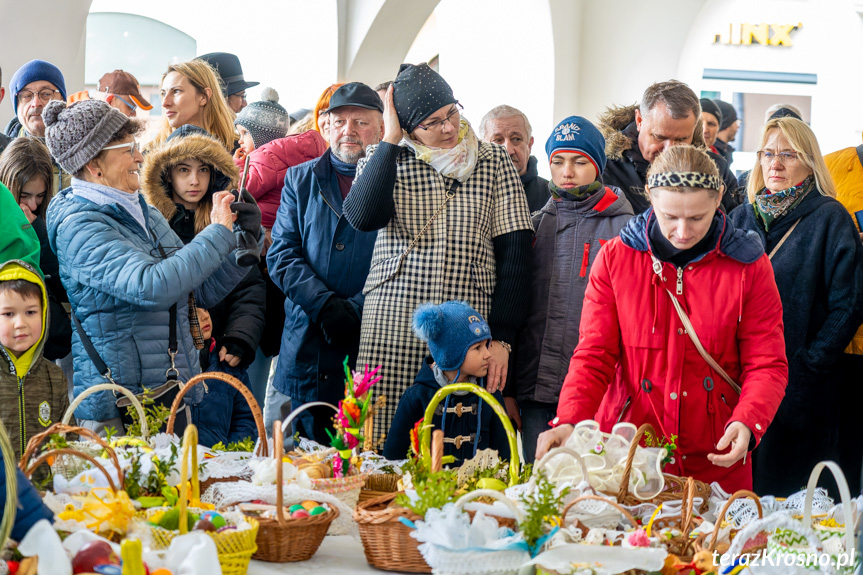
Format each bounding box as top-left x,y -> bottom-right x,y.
354,491 -> 432,573
641,476 -> 704,560
248,420 -> 340,562
54,382 -> 149,480
144,425 -> 259,575
166,372 -> 268,492
694,489 -> 765,557
411,488 -> 530,575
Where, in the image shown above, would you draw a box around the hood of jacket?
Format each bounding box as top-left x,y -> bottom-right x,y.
620,208 -> 763,265
0,182 -> 41,270
4,117 -> 22,139
140,132 -> 239,221
0,260 -> 48,377
536,185 -> 634,221
598,103 -> 706,161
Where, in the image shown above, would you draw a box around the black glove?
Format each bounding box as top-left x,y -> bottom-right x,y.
231,189 -> 262,238
317,296 -> 361,348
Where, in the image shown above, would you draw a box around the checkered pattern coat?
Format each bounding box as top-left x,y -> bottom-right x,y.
355,140 -> 533,445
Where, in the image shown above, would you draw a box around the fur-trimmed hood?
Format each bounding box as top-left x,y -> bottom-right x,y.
140,132 -> 239,221
597,103 -> 706,161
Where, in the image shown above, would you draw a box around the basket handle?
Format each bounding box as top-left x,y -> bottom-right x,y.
19,422 -> 125,486
454,488 -> 525,523
418,382 -> 520,486
616,423 -> 658,503
63,382 -> 149,439
804,461 -> 855,557
561,494 -> 639,531
0,420 -> 17,550
273,420 -> 287,527
431,429 -> 443,472
178,424 -> 200,535
24,449 -> 119,492
705,489 -> 762,552
281,401 -> 339,438
166,372 -> 268,456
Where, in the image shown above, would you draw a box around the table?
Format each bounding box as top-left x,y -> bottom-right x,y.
247,535 -> 414,574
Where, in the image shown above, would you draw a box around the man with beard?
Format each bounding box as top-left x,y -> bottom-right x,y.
5,60 -> 70,191
265,82 -> 382,441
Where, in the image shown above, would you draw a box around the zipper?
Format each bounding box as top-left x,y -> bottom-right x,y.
616,396 -> 632,423
18,377 -> 25,457
579,242 -> 591,277
676,266 -> 684,295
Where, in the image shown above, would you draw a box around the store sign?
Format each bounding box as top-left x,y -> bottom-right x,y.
713,23 -> 801,46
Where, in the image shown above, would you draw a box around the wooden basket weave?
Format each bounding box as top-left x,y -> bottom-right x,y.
166,372 -> 268,492
353,491 -> 432,573
251,420 -> 339,562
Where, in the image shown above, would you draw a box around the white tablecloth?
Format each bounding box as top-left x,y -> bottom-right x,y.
247,535 -> 415,574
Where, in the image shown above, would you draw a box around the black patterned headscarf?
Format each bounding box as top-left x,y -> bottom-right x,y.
392,63 -> 457,133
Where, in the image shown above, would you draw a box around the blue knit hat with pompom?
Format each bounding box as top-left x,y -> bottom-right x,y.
412,301 -> 492,371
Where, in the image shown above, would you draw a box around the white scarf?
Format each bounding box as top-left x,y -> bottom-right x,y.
403,118 -> 479,182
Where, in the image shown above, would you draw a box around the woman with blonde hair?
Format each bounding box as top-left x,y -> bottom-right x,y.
149,60 -> 237,151
730,116 -> 863,496
537,144 -> 788,493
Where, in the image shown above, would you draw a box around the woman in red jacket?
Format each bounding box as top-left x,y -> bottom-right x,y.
536,145 -> 788,492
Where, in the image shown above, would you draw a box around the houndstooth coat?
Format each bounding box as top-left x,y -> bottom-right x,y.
355,141 -> 533,446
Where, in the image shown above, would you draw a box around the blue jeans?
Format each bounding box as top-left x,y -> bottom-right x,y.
520,400 -> 557,463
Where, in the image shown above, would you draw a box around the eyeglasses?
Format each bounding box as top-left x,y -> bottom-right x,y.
109,94 -> 137,112
17,89 -> 62,104
102,141 -> 140,156
417,103 -> 463,132
757,150 -> 800,166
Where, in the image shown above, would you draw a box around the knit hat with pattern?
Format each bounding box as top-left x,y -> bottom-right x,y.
392,63 -> 457,133
234,87 -> 290,149
43,99 -> 129,174
412,300 -> 491,371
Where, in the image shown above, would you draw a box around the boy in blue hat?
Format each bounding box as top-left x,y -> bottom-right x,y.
504,116 -> 634,462
383,301 -> 510,462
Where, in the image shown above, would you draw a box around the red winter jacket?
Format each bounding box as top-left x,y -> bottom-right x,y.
236,130 -> 327,228
554,210 -> 788,492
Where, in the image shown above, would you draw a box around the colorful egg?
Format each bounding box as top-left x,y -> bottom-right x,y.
300,500 -> 319,511
200,511 -> 226,528
291,509 -> 310,519
288,504 -> 304,513
309,506 -> 327,516
151,570 -> 173,575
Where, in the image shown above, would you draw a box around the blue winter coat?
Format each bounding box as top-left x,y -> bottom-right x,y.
46,184 -> 251,421
194,343 -> 258,448
267,152 -> 376,405
383,357 -> 511,463
0,448 -> 54,541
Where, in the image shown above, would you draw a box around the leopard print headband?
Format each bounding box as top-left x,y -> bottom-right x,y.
646,171 -> 721,191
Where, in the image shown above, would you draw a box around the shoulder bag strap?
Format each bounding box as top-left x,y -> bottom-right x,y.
401,180 -> 460,260
768,219 -> 801,260
650,255 -> 743,395
151,233 -> 179,380
71,312 -> 115,384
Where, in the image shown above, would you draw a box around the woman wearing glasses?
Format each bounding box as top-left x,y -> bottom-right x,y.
43,99 -> 259,434
729,116 -> 863,496
343,63 -> 533,442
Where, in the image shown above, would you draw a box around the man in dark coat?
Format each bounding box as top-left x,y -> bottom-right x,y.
480,105 -> 550,213
266,83 -> 382,442
598,81 -> 741,214
714,99 -> 739,166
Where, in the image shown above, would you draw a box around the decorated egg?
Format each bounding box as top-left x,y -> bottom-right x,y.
300,500 -> 319,511
151,570 -> 174,575
193,519 -> 216,532
309,506 -> 328,516
200,511 -> 226,529
291,509 -> 310,519
288,504 -> 304,513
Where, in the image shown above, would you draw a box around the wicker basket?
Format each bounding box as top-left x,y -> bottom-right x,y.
562,493 -> 640,538
643,476 -> 702,560
354,491 -> 432,573
360,472 -> 401,503
20,422 -> 125,492
0,419 -> 18,548
250,420 -> 340,562
611,423 -> 712,514
146,425 -> 258,575
167,372 -> 268,492
695,489 -> 764,556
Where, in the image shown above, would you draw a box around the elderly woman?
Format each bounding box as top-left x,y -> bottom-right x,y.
343,64 -> 533,443
44,99 -> 260,433
729,117 -> 863,496
536,145 -> 788,493
148,60 -> 237,152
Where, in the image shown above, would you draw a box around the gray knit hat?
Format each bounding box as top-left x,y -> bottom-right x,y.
43,99 -> 129,174
234,87 -> 289,149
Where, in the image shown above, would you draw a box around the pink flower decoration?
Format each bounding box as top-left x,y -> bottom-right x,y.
344,433 -> 359,449
627,529 -> 650,547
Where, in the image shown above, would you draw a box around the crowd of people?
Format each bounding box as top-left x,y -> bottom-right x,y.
1,51 -> 862,499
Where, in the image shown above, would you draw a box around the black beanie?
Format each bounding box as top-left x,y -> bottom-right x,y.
392,63 -> 457,133
699,98 -> 722,126
714,100 -> 738,131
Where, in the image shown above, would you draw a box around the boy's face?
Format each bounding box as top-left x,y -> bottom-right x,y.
0,291 -> 42,356
196,307 -> 212,340
169,158 -> 211,210
460,340 -> 492,379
